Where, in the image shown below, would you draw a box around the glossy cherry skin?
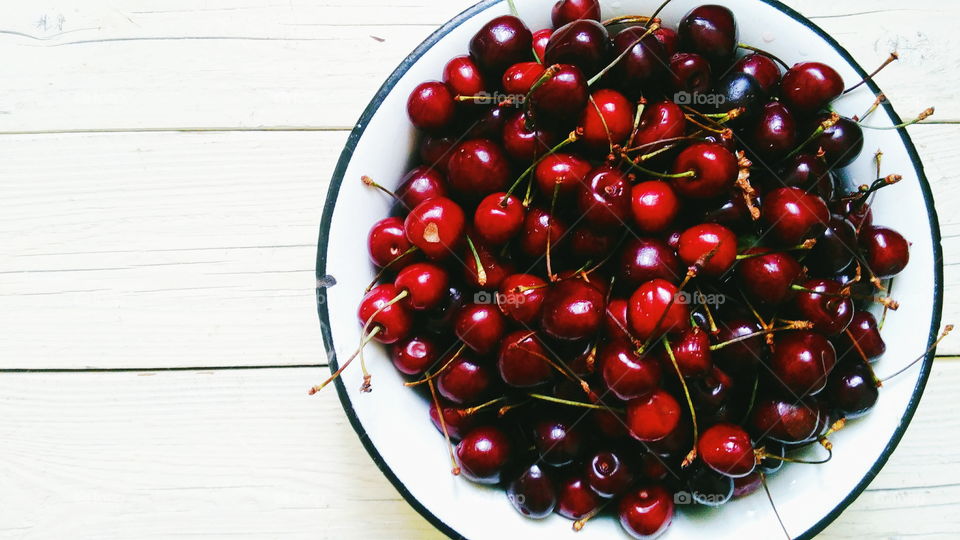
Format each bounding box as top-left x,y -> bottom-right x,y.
443,55 -> 487,98
438,355 -> 493,405
672,326 -> 713,378
713,317 -> 764,372
628,278 -> 691,341
497,273 -> 547,325
541,279 -> 606,340
467,105 -> 510,139
392,335 -> 438,375
780,62 -> 844,115
631,101 -> 687,153
626,388 -> 682,442
601,340 -> 662,400
396,166 -> 447,209
555,475 -> 601,520
732,53 -> 781,93
750,396 -> 826,445
807,114 -> 864,168
826,362 -> 878,418
394,262 -> 449,310
612,26 -> 667,94
770,331 -> 837,396
418,135 -> 456,174
577,165 -> 632,230
407,81 -> 456,131
678,223 -> 738,277
529,63 -> 589,128
456,425 -> 513,484
860,226 -> 910,278
502,111 -> 558,161
630,180 -> 680,233
534,418 -> 584,466
653,27 -> 679,56
454,303 -> 506,355
750,101 -> 797,160
698,423 -> 755,478
735,248 -> 803,306
463,240 -> 513,291
760,187 -> 830,246
691,365 -> 735,409
580,88 -> 636,153
604,298 -> 631,340
357,284 -> 413,344
837,311 -> 886,361
793,279 -> 854,335
534,152 -> 592,200
679,4 -> 738,67
498,330 -> 552,388
473,193 -> 525,246
544,19 -> 610,77
618,485 -> 674,540
668,52 -> 712,94
507,463 -> 557,519
712,72 -> 765,122
368,216 -> 415,268
429,401 -> 481,440
532,29 -> 553,62
404,197 -> 466,260
671,142 -> 738,199
807,214 -> 856,276
552,0 -> 601,27
469,15 -> 533,74
701,192 -> 753,233
519,207 -> 568,258
586,451 -> 635,498
501,61 -> 545,95
619,237 -> 682,288
447,139 -> 511,198
778,153 -> 835,200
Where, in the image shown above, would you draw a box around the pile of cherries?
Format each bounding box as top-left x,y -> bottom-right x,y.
316,0 -> 939,537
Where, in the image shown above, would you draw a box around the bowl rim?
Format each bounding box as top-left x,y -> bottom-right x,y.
315,1 -> 945,538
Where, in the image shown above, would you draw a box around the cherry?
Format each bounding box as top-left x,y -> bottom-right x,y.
837,311 -> 886,361
368,216 -> 416,268
807,114 -> 864,169
502,111 -> 558,161
672,326 -> 713,378
627,388 -> 682,442
691,365 -> 735,409
394,262 -> 450,310
469,15 -> 533,74
586,450 -> 635,498
473,192 -> 525,246
467,105 -> 510,139
429,401 -> 481,440
569,225 -> 618,261
534,152 -> 592,199
555,474 -> 601,520
757,441 -> 786,474
529,64 -> 589,127
396,166 -> 447,209
777,153 -> 835,200
443,55 -> 487,98
358,284 -> 413,344
533,29 -> 553,63
750,396 -> 826,445
419,135 -> 456,173
825,362 -> 879,418
834,198 -> 873,232
438,355 -> 493,405
612,26 -> 667,94
552,0 -> 601,27
541,279 -> 606,340
750,101 -> 797,160
391,334 -> 439,376
713,318 -> 765,371
407,81 -> 456,132
463,240 -> 513,290
701,192 -> 753,233
732,471 -> 763,498
455,302 -> 507,355
668,52 -> 712,94
732,53 -> 781,93
604,298 -> 631,340
601,340 -> 662,400
807,215 -> 857,275
628,278 -> 691,341
760,187 -> 830,246
630,180 -> 680,233
534,418 -> 584,466
631,101 -> 687,152
577,165 -> 632,230
502,61 -> 545,95
544,19 -> 610,77
404,197 -> 466,260
697,423 -> 755,477
678,223 -> 738,276
456,425 -> 513,484
498,330 -> 552,388
619,237 -> 682,288
671,142 -> 738,199
580,88 -> 636,153
679,4 -> 738,68
653,27 -> 679,57
780,62 -> 844,116
507,463 -> 557,519
793,278 -> 854,335
447,139 -> 511,198
735,248 -> 803,306
497,273 -> 548,325
769,331 -> 837,396
685,462 -> 734,506
860,226 -> 910,278
519,207 -> 568,258
712,72 -> 765,122
618,485 -> 674,539
423,284 -> 465,335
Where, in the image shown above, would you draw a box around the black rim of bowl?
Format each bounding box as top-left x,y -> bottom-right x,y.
315,1 -> 945,538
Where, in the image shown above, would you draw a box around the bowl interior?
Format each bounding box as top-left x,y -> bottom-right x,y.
317,1 -> 942,538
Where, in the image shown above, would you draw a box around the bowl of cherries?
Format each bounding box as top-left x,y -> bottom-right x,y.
314,0 -> 945,538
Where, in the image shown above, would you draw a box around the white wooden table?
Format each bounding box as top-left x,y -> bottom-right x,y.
1,1 -> 958,538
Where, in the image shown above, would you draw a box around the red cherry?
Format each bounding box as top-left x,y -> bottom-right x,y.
677,223 -> 738,276
761,187 -> 830,246
630,101 -> 686,152
540,279 -> 606,340
498,330 -> 552,388
404,197 -> 466,260
532,29 -> 553,62
455,303 -> 506,355
462,240 -> 514,290
672,326 -> 712,378
580,88 -> 636,153
612,27 -> 667,95
497,273 -> 548,325
630,180 -> 680,233
429,400 -> 481,440
733,472 -> 763,498
392,335 -> 439,376
519,207 -> 568,258
604,298 -> 630,340
678,4 -> 738,67
438,355 -> 493,405
534,153 -> 592,199
456,425 -> 512,484
778,153 -> 835,201
618,237 -> 681,288
732,53 -> 781,93
600,340 -> 662,400
618,485 -> 674,539
419,135 -> 455,174
534,418 -> 585,466
469,15 -> 533,74
467,105 -> 510,139
653,27 -> 679,57
529,63 -> 589,128
357,284 -> 413,344
585,451 -> 635,498
368,216 -> 415,268
443,55 -> 487,98
396,166 -> 447,209
502,111 -> 558,161
860,226 -> 910,278
793,278 -> 854,335
668,52 -> 712,94
555,475 -> 601,520
750,396 -> 827,445
544,20 -> 610,77
770,331 -> 837,396
502,61 -> 546,95
626,388 -> 682,442
628,279 -> 691,341
837,311 -> 886,361
407,81 -> 455,131
447,139 -> 511,198
577,165 -> 632,230
473,193 -> 525,246
394,262 -> 449,310
551,0 -> 601,28
671,142 -> 738,199
750,101 -> 797,160
735,248 -> 803,306
698,423 -> 755,478
569,225 -> 618,261
780,62 -> 844,115
713,317 -> 764,372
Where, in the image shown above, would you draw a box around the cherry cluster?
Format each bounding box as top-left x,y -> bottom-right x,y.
321,0 -> 931,537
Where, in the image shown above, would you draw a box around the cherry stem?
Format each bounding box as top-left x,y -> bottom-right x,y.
760,473 -> 791,540
736,240 -> 816,260
622,158 -> 696,179
572,498 -> 612,531
528,393 -> 616,411
842,174 -> 902,202
649,0 -> 675,21
789,284 -> 899,310
843,327 -> 882,387
663,339 -> 699,467
880,325 -> 954,382
515,344 -> 598,400
506,0 -> 519,18
819,418 -> 847,450
308,325 -> 382,395
426,375 -> 461,476
623,135 -> 702,155
843,52 -> 899,95
879,278 -> 894,330
462,397 -> 508,415
736,43 -> 790,69
698,288 -> 719,334
784,112 -> 839,161
504,130 -> 579,206
709,322 -> 812,351
361,175 -> 400,201
859,107 -> 935,130
365,246 -> 418,292
358,289 -> 410,392
740,372 -> 760,425
404,343 -> 468,387
858,93 -> 886,123
601,15 -> 654,27
465,235 -> 488,287
757,445 -> 833,465
587,93 -> 617,155
587,23 -> 661,88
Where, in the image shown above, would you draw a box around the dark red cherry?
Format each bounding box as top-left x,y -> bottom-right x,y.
469,15 -> 533,74
498,330 -> 552,388
677,223 -> 738,276
456,425 -> 512,484
429,401 -> 481,440
541,279 -> 605,340
447,139 -> 511,198
473,193 -> 525,246
612,26 -> 667,94
834,198 -> 873,232
837,311 -> 886,361
586,451 -> 635,498
533,29 -> 553,63
780,62 -> 844,115
713,318 -> 764,372
711,72 -> 765,123
793,279 -> 854,335
519,207 -> 568,258
733,471 -> 763,498
454,303 -> 506,355
467,105 -> 510,139
750,101 -> 796,160
407,81 -> 456,131
368,216 -> 416,268
826,362 -> 879,418
860,226 -> 910,278
735,248 -> 803,306
698,423 -> 755,478
672,326 -> 712,378
653,27 -> 679,57
619,237 -> 681,288
678,4 -> 738,67
502,111 -> 558,161
630,180 -> 681,233
577,165 -> 632,230
534,152 -> 592,199
627,388 -> 682,442
501,61 -> 546,95
529,63 -> 589,128
419,135 -> 456,173
544,19 -> 610,77
394,262 -> 449,310
668,52 -> 712,94
685,462 -> 734,506
392,334 -> 439,376
497,273 -> 548,325
552,0 -> 601,27
750,396 -> 826,445
628,278 -> 691,341
462,240 -> 513,290
396,166 -> 447,209
534,418 -> 584,466
807,114 -> 864,169
404,197 -> 466,260
618,485 -> 674,540
732,53 -> 781,93
357,284 -> 413,344
671,142 -> 738,199
770,331 -> 837,396
580,88 -> 636,153
604,298 -> 631,340
601,340 -> 662,400
443,55 -> 487,98
701,192 -> 753,233
555,475 -> 601,520
691,365 -> 734,409
761,187 -> 830,246
507,463 -> 557,519
807,214 -> 857,276
777,153 -> 835,200
438,355 -> 493,405
569,225 -> 618,261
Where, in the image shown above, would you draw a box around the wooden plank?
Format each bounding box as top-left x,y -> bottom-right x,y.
1,364 -> 957,539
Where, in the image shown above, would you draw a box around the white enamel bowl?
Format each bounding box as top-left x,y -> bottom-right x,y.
316,1 -> 944,538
